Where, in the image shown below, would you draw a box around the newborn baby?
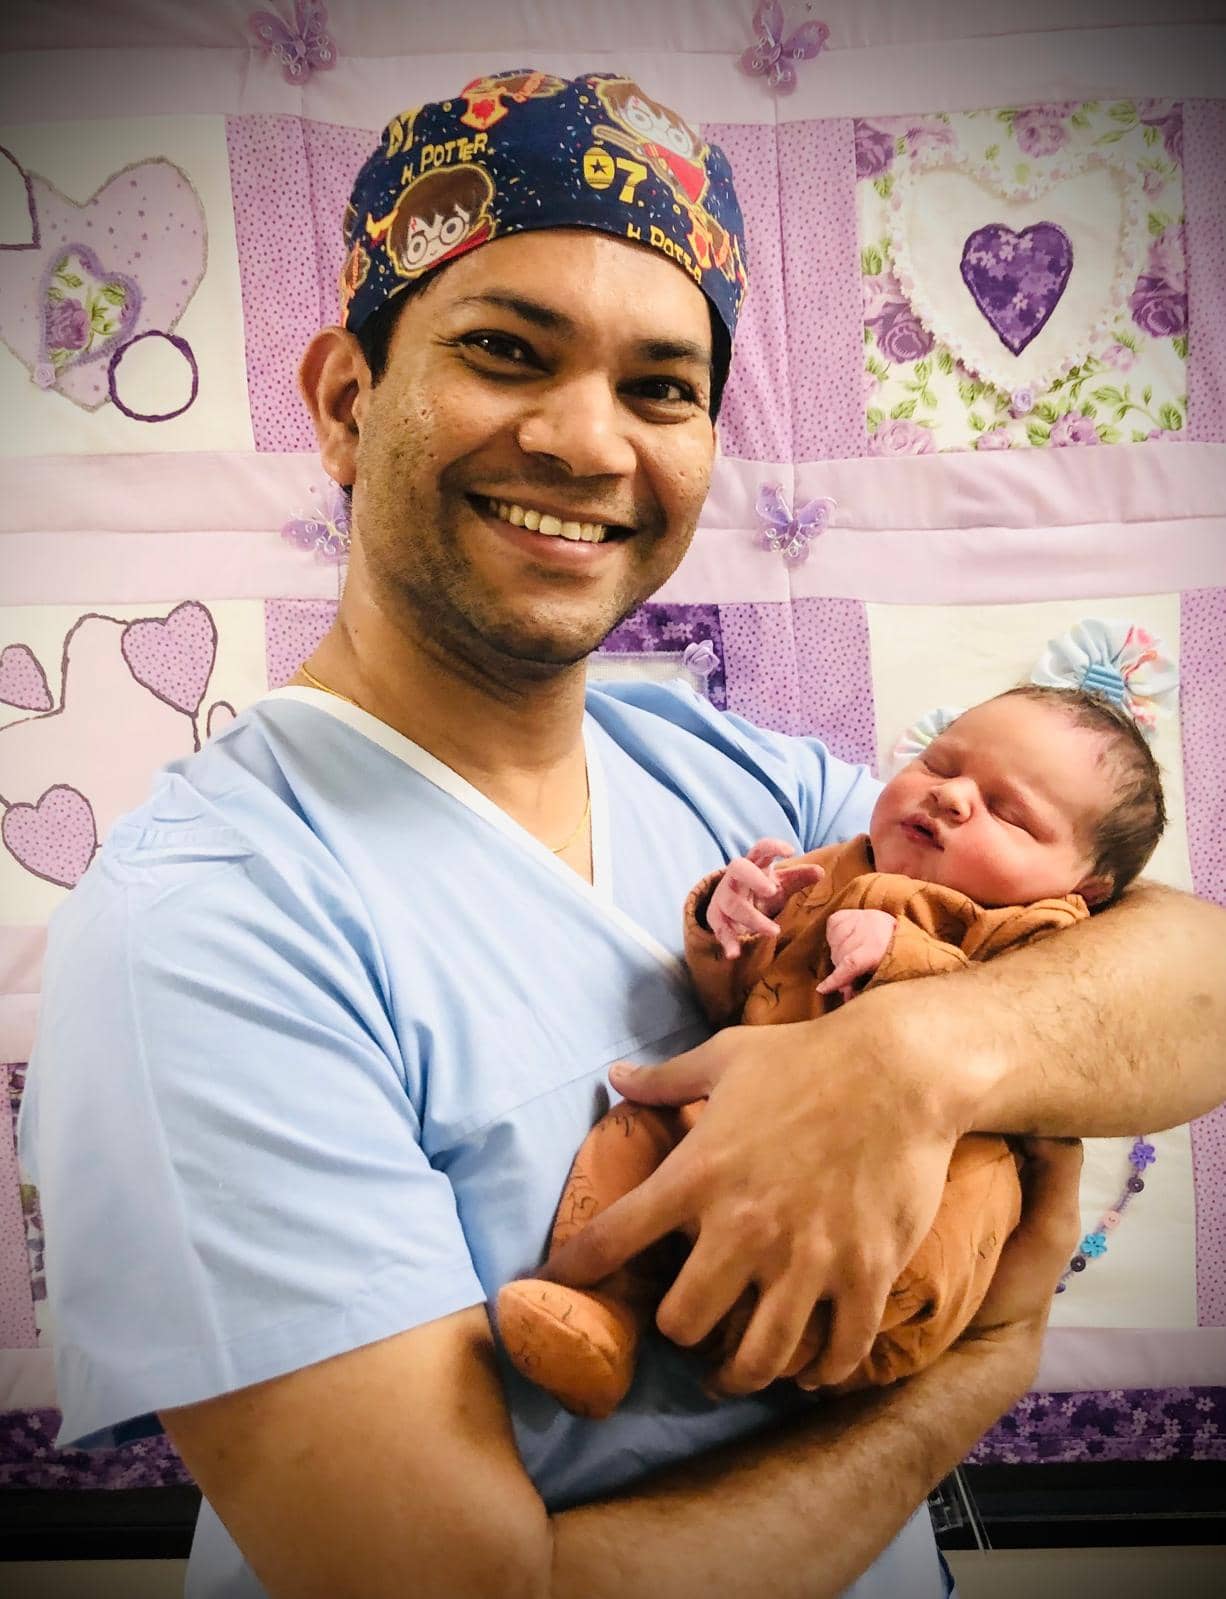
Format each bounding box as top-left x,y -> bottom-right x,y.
498,684 -> 1166,1417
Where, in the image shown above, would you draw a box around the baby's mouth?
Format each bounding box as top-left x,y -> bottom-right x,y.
901,815 -> 942,849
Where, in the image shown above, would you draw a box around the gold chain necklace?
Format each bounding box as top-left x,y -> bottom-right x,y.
296,661 -> 589,855
297,660 -> 360,708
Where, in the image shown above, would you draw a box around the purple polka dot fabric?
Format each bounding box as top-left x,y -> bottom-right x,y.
226,116 -> 330,453
302,120 -> 378,331
1185,101 -> 1226,443
778,119 -> 867,462
719,602 -> 801,733
709,119 -> 866,463
705,123 -> 791,462
791,598 -> 877,768
264,598 -> 338,687
1180,588 -> 1226,1325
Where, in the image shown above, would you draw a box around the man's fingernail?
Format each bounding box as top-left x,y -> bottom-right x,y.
610,1062 -> 634,1082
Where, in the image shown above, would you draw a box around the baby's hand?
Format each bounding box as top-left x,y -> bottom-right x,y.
707,838 -> 825,961
816,908 -> 897,1002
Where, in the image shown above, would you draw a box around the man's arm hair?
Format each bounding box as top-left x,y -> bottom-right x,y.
921,880 -> 1226,1138
161,1304 -> 1035,1599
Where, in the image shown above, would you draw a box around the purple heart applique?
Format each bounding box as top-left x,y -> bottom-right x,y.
0,643 -> 53,710
121,600 -> 217,716
960,222 -> 1073,355
3,784 -> 97,887
37,244 -> 141,389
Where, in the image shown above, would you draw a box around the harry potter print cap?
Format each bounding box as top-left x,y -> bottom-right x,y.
340,70 -> 748,341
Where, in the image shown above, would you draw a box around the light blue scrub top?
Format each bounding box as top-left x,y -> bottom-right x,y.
21,681 -> 947,1598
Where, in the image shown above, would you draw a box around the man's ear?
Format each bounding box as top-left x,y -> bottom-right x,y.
1076,872 -> 1114,909
298,326 -> 370,488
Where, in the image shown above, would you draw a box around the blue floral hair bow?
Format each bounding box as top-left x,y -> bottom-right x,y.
1031,619 -> 1178,736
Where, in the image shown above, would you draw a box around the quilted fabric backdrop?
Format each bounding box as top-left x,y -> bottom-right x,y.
1,0 -> 1225,1488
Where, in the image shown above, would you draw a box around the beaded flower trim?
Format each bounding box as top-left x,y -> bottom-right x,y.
1055,1135 -> 1155,1293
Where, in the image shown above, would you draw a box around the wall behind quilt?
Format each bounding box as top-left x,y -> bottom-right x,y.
1,0 -> 1225,1488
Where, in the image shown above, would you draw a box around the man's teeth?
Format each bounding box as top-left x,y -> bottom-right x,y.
487,498 -> 608,542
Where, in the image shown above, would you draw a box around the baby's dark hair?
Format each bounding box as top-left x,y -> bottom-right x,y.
994,683 -> 1166,905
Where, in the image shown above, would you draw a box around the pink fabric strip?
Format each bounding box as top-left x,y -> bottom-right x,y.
2,531 -> 340,606
1036,1326 -> 1226,1393
9,443 -> 1223,537
1,453 -> 319,534
5,26 -> 1224,127
657,518 -> 1226,606
0,929 -> 45,1003
0,997 -> 40,1071
1186,101 -> 1226,444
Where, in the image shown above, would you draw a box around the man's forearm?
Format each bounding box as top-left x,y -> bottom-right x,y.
549,1332 -> 1030,1599
904,881 -> 1226,1138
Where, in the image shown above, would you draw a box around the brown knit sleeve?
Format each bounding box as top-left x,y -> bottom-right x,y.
683,868 -> 782,1027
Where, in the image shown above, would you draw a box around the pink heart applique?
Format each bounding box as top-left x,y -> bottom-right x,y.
3,784 -> 97,887
121,600 -> 217,715
37,244 -> 141,388
0,146 -> 39,251
0,158 -> 206,410
0,644 -> 53,710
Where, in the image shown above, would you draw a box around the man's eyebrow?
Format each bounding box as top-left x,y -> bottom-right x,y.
633,336 -> 711,368
448,295 -> 711,366
449,292 -> 575,332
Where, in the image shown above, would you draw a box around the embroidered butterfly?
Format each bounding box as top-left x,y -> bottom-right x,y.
248,1 -> 336,85
281,481 -> 351,562
754,483 -> 834,565
740,2 -> 829,93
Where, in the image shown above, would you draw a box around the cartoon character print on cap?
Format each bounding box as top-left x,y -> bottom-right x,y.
383,108 -> 419,159
366,163 -> 496,281
338,239 -> 370,321
458,69 -> 567,133
592,78 -> 740,290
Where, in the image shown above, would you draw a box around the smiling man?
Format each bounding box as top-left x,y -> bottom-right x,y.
20,71 -> 1226,1599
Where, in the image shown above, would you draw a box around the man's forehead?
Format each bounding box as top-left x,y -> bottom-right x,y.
421,230 -> 713,344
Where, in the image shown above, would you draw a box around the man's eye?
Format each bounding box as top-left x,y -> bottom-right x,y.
630,377 -> 699,405
460,332 -> 534,365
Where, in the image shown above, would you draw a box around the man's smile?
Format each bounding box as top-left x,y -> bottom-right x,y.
468,493 -> 636,553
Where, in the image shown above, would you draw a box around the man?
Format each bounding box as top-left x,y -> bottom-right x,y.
20,74 -> 1226,1598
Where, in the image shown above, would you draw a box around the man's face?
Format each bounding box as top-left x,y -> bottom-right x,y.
350,229 -> 717,673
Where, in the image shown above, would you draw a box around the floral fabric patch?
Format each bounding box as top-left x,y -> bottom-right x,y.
856,100 -> 1187,454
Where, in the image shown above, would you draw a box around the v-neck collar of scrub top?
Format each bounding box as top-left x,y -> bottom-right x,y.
262,686 -> 690,995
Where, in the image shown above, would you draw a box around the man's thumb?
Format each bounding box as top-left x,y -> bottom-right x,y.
610,1041 -> 722,1105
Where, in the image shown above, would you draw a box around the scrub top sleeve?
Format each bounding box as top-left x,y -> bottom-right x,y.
27,849 -> 485,1449
710,704 -> 881,850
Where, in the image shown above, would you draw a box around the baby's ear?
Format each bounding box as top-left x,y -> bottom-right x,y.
1076,873 -> 1113,909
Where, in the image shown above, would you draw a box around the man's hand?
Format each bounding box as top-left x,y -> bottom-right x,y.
816,909 -> 897,1002
964,1136 -> 1083,1344
542,1002 -> 959,1397
706,839 -> 824,961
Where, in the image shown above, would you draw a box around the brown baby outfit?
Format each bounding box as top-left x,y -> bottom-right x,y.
497,836 -> 1088,1418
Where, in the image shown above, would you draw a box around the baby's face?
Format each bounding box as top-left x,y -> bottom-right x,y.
869,695 -> 1115,908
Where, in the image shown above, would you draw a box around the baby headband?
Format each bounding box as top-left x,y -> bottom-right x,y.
340,70 -> 748,342
890,617 -> 1179,772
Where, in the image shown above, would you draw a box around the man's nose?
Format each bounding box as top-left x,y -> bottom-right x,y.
515,375 -> 638,479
